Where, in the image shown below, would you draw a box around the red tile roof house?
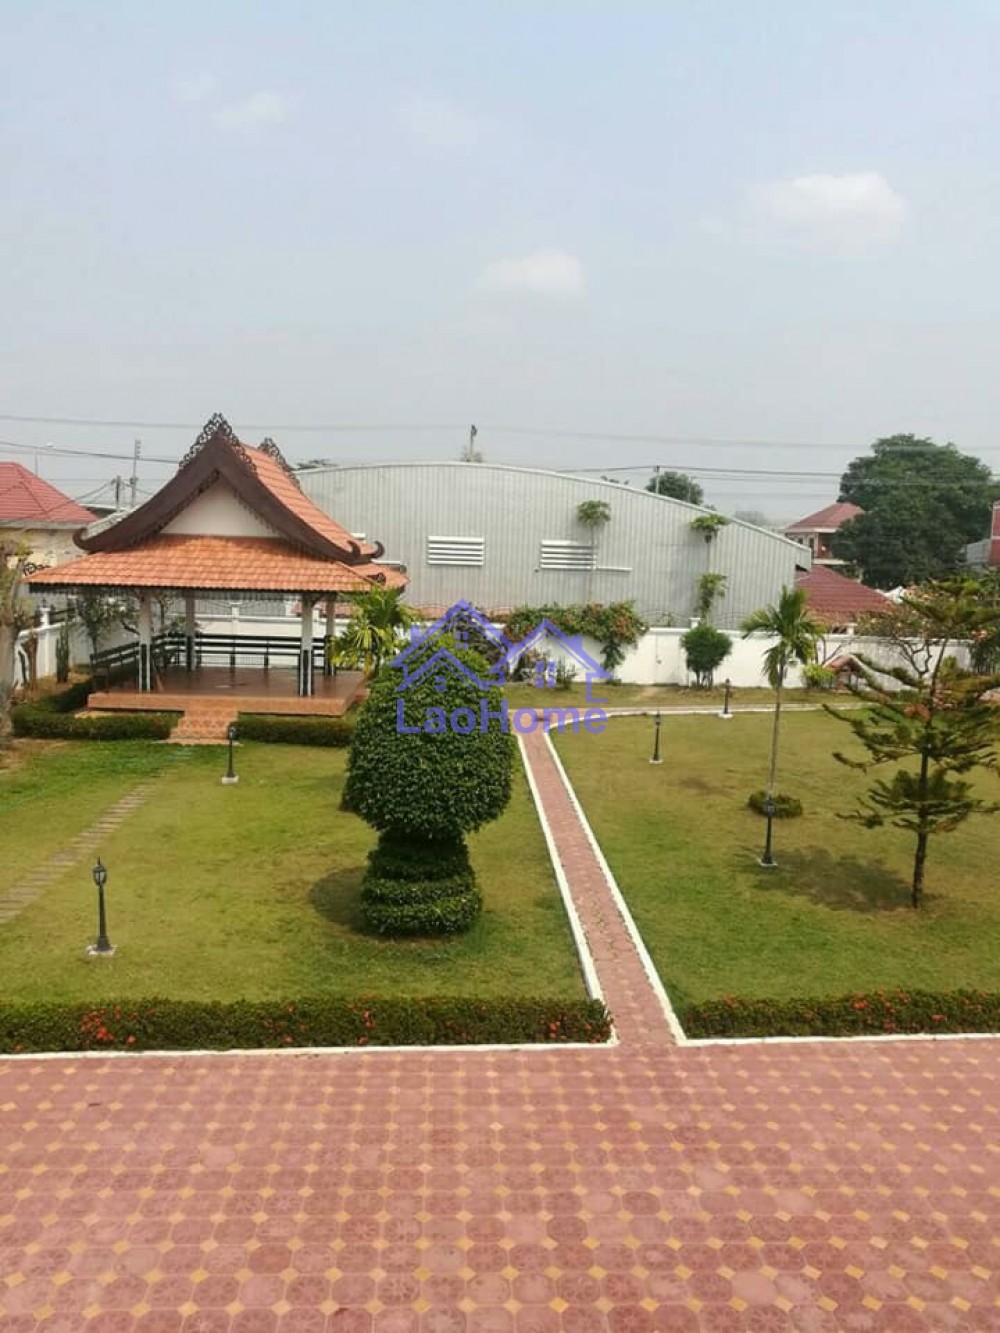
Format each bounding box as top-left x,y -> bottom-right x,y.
794,564 -> 891,633
28,415 -> 405,739
784,500 -> 863,568
0,462 -> 95,575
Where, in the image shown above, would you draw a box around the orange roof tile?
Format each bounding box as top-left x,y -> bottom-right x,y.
247,449 -> 375,559
28,535 -> 406,595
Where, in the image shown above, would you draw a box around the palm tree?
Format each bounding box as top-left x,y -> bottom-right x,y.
330,587 -> 416,677
741,585 -> 823,801
577,500 -> 611,601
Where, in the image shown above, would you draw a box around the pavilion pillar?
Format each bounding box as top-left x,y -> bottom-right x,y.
299,595 -> 316,697
184,595 -> 196,672
138,592 -> 153,692
324,597 -> 336,676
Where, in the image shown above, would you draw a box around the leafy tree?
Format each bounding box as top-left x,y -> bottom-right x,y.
742,586 -> 824,805
832,434 -> 996,588
71,592 -> 120,659
828,579 -> 1000,908
1,540 -> 32,740
343,636 -> 515,935
681,623 -> 732,687
647,470 -> 704,505
330,587 -> 415,677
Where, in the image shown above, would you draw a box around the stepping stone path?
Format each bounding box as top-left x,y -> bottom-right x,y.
0,778 -> 162,924
1,721 -> 999,1331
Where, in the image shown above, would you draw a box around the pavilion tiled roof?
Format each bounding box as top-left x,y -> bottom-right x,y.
795,565 -> 890,623
28,535 -> 406,595
785,501 -> 863,534
0,462 -> 94,526
26,414 -> 405,599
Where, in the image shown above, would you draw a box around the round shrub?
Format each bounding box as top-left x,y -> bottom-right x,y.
343,637 -> 515,841
681,622 -> 732,688
746,790 -> 803,819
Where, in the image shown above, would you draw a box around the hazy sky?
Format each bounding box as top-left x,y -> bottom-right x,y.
2,1 -> 999,518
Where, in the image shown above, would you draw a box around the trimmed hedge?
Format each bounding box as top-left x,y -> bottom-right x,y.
0,996 -> 612,1053
236,713 -> 356,746
361,834 -> 482,935
746,790 -> 803,819
10,675 -> 179,741
681,988 -> 1000,1039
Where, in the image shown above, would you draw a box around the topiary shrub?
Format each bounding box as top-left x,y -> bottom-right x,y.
681,622 -> 732,687
343,635 -> 516,936
746,790 -> 803,818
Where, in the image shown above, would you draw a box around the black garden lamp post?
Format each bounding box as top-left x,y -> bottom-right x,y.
718,677 -> 733,720
222,722 -> 239,785
759,794 -> 777,868
649,711 -> 662,765
89,858 -> 114,955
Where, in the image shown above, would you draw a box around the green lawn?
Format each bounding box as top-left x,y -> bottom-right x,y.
504,681 -> 828,711
0,741 -> 178,891
555,712 -> 1000,1008
0,741 -> 584,1003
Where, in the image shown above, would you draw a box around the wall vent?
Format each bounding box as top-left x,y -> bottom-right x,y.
539,539 -> 594,571
427,535 -> 485,566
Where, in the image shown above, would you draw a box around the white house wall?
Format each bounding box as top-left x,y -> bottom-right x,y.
298,462 -> 806,628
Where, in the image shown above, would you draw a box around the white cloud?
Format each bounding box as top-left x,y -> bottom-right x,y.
752,171 -> 908,244
479,249 -> 585,298
172,73 -> 217,105
400,94 -> 478,150
213,90 -> 288,131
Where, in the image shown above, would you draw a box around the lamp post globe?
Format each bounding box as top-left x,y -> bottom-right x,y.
759,795 -> 777,868
88,858 -> 114,955
222,722 -> 239,784
649,711 -> 663,765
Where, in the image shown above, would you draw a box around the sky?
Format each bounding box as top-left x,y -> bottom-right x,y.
2,1 -> 999,520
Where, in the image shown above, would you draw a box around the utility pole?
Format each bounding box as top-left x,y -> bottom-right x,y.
114,475 -> 122,510
129,439 -> 141,508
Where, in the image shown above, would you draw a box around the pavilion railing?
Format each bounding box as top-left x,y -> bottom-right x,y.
90,632 -> 332,688
157,631 -> 331,674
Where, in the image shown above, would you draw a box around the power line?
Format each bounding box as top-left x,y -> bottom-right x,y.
0,408 -> 997,455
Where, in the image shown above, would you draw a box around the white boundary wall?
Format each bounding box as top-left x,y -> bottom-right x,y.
189,613 -> 971,690
14,616 -> 132,684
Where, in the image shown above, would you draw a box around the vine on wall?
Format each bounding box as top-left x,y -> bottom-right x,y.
504,601 -> 648,673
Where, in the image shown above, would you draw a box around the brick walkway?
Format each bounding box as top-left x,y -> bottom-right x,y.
2,733 -> 999,1332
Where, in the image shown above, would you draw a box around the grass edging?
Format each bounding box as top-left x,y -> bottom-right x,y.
0,996 -> 612,1053
680,989 -> 1000,1039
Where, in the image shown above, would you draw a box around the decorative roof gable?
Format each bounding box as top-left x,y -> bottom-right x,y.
79,414 -> 382,564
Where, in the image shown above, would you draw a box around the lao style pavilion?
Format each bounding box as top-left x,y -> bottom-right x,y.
28,414 -> 405,735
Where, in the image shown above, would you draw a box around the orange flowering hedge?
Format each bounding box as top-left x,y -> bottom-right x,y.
681,989 -> 1000,1038
0,996 -> 612,1053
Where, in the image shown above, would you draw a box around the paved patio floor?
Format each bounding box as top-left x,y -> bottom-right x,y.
1,729 -> 998,1332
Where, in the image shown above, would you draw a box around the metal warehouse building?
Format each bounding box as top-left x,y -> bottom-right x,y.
298,462 -> 807,628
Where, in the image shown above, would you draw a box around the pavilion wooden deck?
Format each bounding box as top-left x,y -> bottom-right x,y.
87,666 -> 366,741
